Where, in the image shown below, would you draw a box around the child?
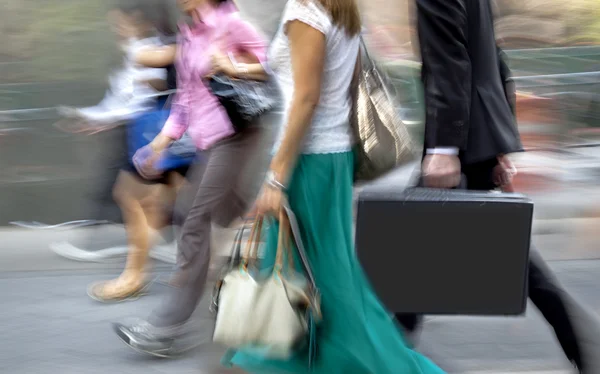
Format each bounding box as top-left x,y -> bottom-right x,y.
58,1 -> 173,126
52,0 -> 194,302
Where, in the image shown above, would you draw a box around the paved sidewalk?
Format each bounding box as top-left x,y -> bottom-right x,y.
2,259 -> 599,373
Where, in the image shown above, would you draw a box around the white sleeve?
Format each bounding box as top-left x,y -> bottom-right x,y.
282,0 -> 332,36
134,67 -> 167,82
426,147 -> 459,156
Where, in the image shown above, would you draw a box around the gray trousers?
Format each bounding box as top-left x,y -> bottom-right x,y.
148,128 -> 262,329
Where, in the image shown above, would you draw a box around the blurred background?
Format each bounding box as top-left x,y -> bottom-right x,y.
1,0 -> 599,224
0,0 -> 599,373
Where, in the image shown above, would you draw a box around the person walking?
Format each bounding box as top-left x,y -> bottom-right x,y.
395,0 -> 592,372
220,0 -> 445,373
51,0 -> 181,266
112,0 -> 268,356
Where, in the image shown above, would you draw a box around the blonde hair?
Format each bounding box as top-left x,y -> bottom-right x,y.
318,0 -> 362,36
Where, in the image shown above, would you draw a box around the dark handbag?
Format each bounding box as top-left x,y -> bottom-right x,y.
209,74 -> 278,132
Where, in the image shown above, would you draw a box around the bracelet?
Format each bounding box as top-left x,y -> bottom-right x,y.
265,170 -> 286,191
235,63 -> 249,77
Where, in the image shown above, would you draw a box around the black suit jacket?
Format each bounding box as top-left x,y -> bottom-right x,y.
416,0 -> 523,165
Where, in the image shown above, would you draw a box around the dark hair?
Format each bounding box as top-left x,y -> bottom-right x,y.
114,0 -> 177,38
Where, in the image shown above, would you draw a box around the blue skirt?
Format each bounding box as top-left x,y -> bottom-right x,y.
127,97 -> 196,173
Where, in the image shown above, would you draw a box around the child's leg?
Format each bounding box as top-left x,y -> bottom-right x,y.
155,171 -> 187,229
87,171 -> 160,301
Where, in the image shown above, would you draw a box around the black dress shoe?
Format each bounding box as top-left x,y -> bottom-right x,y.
113,320 -> 176,358
394,313 -> 423,348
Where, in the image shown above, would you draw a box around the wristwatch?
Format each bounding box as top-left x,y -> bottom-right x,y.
265,170 -> 286,191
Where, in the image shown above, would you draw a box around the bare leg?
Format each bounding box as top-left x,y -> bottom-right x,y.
88,171 -> 164,301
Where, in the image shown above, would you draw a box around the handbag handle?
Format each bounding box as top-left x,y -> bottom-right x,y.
350,35 -> 374,99
357,35 -> 398,100
242,216 -> 264,267
274,210 -> 288,272
358,35 -> 375,72
273,209 -> 300,273
211,215 -> 263,314
249,217 -> 264,257
225,216 -> 262,270
277,203 -> 322,320
225,220 -> 250,269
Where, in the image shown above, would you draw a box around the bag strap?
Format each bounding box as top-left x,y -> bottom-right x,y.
242,216 -> 263,267
280,203 -> 322,320
225,221 -> 248,269
274,209 -> 288,272
356,34 -> 399,107
358,35 -> 375,72
350,38 -> 361,100
225,216 -> 261,270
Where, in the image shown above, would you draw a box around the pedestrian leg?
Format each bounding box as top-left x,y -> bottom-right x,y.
528,248 -> 583,370
113,129 -> 262,356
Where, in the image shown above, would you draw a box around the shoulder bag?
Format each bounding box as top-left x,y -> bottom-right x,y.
351,36 -> 417,182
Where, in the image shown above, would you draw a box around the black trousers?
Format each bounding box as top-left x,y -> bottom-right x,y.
395,158 -> 583,370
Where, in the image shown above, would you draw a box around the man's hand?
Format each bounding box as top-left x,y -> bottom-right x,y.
422,154 -> 462,188
493,154 -> 517,188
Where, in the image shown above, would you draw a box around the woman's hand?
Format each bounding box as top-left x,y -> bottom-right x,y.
208,52 -> 237,78
132,145 -> 162,180
255,183 -> 286,217
132,134 -> 172,180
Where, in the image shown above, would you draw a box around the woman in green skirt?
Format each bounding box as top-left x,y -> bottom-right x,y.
222,0 -> 446,372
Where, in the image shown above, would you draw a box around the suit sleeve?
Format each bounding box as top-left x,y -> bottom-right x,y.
416,0 -> 471,150
498,46 -> 516,117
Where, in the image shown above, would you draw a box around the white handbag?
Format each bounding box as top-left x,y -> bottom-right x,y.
211,205 -> 321,366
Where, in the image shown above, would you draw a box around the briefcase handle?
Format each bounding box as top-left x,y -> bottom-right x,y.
415,173 -> 468,190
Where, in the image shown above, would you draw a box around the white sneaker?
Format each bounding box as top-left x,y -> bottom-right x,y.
51,226 -> 178,265
51,240 -> 177,264
50,241 -> 129,263
51,240 -> 178,265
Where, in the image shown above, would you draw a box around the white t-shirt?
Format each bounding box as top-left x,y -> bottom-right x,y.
268,0 -> 360,154
109,37 -> 167,103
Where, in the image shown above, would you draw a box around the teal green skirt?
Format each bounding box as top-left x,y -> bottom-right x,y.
222,151 -> 445,374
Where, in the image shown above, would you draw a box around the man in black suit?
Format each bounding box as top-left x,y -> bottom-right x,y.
396,0 -> 587,371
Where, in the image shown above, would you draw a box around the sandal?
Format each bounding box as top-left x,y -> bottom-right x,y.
87,277 -> 150,303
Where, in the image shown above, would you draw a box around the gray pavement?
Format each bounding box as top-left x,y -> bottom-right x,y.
2,259 -> 599,373
1,226 -> 600,373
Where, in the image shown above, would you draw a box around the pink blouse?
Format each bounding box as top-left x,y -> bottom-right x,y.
161,2 -> 267,150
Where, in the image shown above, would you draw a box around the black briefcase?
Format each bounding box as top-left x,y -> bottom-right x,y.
356,185 -> 533,315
